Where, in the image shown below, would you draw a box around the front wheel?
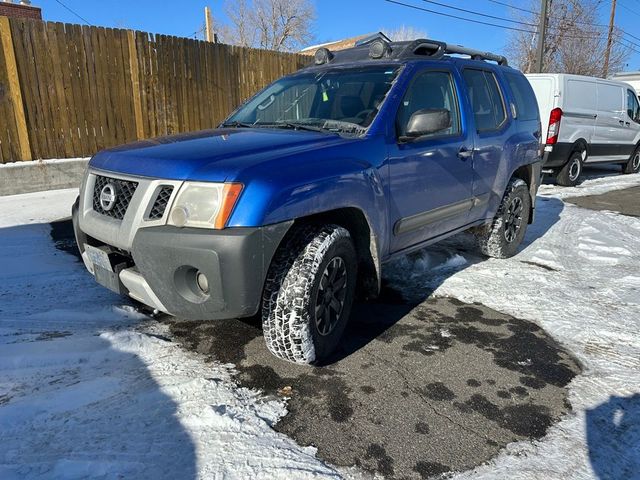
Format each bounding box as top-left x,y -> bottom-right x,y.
623,146 -> 640,174
474,178 -> 531,259
262,224 -> 357,365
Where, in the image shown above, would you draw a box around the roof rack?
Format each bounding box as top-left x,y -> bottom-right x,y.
396,38 -> 508,65
310,36 -> 508,67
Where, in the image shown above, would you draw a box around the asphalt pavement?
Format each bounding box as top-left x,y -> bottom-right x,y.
565,185 -> 640,217
167,292 -> 580,479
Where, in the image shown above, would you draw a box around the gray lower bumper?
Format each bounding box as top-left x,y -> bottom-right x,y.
132,223 -> 291,319
73,198 -> 292,320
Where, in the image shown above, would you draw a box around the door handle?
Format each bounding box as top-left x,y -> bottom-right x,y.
626,121 -> 631,126
458,147 -> 473,160
619,120 -> 625,124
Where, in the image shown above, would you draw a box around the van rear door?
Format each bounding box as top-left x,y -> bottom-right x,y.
592,81 -> 633,161
526,75 -> 555,139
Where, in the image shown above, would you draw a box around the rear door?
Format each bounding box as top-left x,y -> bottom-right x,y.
526,75 -> 556,139
460,68 -> 510,222
387,68 -> 474,254
592,81 -> 630,162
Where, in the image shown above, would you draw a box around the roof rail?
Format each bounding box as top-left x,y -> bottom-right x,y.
444,43 -> 508,66
397,38 -> 508,66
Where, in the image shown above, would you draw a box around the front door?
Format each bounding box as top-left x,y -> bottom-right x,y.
592,82 -> 631,162
387,69 -> 474,254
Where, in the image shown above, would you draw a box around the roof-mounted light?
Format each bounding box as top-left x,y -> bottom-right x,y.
369,39 -> 391,59
314,47 -> 334,65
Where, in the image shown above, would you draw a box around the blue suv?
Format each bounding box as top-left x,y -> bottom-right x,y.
72,37 -> 542,364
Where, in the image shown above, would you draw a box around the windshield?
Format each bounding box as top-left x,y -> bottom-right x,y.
224,66 -> 401,135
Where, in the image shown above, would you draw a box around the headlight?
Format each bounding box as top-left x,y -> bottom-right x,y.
168,182 -> 243,229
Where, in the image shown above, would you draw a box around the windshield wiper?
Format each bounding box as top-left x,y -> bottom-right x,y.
220,121 -> 257,128
263,122 -> 333,134
321,120 -> 367,135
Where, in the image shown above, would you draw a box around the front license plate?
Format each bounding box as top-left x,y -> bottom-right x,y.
84,244 -> 113,272
94,265 -> 125,294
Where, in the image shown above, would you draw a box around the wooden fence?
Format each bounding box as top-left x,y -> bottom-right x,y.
0,17 -> 308,163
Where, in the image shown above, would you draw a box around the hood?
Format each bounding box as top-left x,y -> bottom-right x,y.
89,128 -> 357,182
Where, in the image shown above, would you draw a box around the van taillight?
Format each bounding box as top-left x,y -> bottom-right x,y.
547,107 -> 563,145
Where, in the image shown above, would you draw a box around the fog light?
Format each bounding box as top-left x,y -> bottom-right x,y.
171,206 -> 189,227
196,271 -> 209,294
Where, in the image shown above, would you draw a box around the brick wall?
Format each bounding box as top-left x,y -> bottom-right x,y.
0,2 -> 42,20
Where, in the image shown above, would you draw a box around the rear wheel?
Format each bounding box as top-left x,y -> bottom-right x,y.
475,178 -> 531,259
556,151 -> 583,186
623,146 -> 640,174
262,224 -> 357,365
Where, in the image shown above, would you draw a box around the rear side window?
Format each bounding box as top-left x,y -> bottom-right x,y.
463,69 -> 506,131
504,72 -> 538,121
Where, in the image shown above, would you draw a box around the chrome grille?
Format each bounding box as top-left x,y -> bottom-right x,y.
92,175 -> 138,220
147,185 -> 174,220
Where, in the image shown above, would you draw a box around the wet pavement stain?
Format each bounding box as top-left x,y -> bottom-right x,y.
167,294 -> 581,480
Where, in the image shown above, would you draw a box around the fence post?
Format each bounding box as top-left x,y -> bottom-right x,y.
127,29 -> 144,140
0,17 -> 31,161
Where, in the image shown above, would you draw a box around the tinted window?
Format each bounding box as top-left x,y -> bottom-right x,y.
463,69 -> 506,131
627,89 -> 640,123
505,72 -> 538,121
396,70 -> 460,137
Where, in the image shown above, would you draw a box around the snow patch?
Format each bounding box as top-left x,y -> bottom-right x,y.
385,174 -> 640,480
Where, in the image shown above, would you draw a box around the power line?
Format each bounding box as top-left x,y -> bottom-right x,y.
618,1 -> 640,18
485,0 -> 537,16
391,0 -> 640,46
385,0 -> 538,34
419,0 -> 538,27
53,0 -> 93,26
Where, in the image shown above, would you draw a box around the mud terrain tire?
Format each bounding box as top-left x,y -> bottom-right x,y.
475,178 -> 531,259
262,224 -> 357,364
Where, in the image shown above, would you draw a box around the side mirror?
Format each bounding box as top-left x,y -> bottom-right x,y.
403,109 -> 452,141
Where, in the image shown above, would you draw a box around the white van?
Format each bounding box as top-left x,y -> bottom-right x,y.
526,73 -> 640,186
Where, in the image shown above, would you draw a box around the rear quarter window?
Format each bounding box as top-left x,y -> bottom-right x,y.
504,72 -> 539,121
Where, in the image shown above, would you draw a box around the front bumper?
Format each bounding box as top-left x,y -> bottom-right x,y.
72,196 -> 291,320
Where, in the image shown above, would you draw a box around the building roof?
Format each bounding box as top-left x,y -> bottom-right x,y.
300,33 -> 373,55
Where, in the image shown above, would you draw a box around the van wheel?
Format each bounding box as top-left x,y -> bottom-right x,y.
623,147 -> 640,174
556,151 -> 583,186
262,224 -> 357,365
475,178 -> 531,259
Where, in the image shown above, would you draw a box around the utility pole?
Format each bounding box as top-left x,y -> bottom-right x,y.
204,6 -> 217,43
603,0 -> 617,78
533,0 -> 549,73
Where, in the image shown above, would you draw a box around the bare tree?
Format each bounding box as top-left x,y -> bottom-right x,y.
382,25 -> 428,41
221,0 -> 315,52
507,0 -> 630,76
